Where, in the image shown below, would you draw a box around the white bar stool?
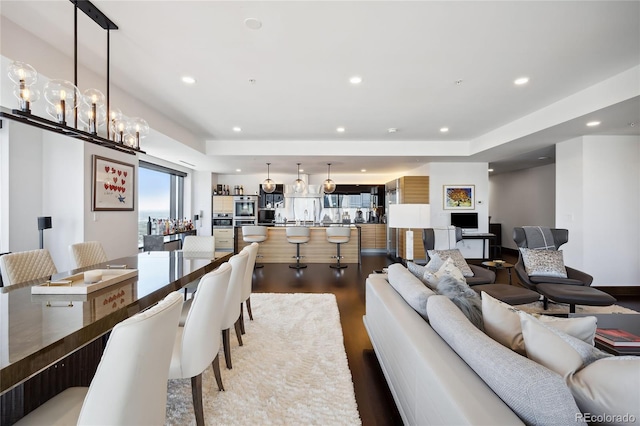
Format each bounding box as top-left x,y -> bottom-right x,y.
326,226 -> 351,269
286,226 -> 310,269
242,225 -> 268,268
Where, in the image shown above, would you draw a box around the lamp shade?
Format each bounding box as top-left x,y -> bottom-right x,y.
388,204 -> 431,229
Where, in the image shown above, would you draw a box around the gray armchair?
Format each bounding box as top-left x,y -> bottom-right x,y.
422,228 -> 496,285
512,227 -> 593,290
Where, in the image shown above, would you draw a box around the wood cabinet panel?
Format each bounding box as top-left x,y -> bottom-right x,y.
213,228 -> 234,249
212,196 -> 233,213
397,176 -> 429,260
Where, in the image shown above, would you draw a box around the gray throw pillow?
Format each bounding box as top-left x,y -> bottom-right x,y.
436,274 -> 483,330
520,247 -> 568,278
427,249 -> 474,277
406,261 -> 427,281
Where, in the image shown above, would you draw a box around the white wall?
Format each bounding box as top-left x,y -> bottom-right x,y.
557,135 -> 640,286
489,163 -> 556,250
428,162 -> 489,258
192,170 -> 213,236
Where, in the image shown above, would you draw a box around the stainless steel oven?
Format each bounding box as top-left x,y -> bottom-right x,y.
233,195 -> 258,218
212,213 -> 233,228
233,218 -> 258,227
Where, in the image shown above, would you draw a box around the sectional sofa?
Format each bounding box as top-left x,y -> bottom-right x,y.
363,263 -> 587,425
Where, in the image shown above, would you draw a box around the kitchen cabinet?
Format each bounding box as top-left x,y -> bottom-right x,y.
213,228 -> 234,251
259,184 -> 284,208
360,224 -> 386,251
212,196 -> 233,214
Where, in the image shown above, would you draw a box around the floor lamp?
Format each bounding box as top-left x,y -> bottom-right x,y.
37,216 -> 52,249
388,204 -> 430,261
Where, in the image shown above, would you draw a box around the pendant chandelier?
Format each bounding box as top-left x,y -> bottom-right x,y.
323,163 -> 336,194
293,163 -> 306,193
261,162 -> 276,194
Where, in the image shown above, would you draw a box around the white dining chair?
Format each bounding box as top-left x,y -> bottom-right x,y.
0,249 -> 58,286
221,250 -> 249,369
168,262 -> 232,426
15,291 -> 183,425
239,242 -> 259,335
69,241 -> 108,269
181,235 -> 216,299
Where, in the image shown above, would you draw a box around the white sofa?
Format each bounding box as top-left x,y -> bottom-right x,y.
363,263 -> 586,426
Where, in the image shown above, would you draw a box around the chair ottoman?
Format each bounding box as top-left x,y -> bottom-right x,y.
473,284 -> 540,305
535,284 -> 617,313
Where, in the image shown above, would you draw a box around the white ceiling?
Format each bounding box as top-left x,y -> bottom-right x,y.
1,1 -> 639,176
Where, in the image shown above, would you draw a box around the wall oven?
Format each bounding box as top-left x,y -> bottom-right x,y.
233,196 -> 258,218
212,213 -> 233,228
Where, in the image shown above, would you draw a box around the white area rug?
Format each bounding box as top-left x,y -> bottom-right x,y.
515,300 -> 638,315
165,293 -> 361,425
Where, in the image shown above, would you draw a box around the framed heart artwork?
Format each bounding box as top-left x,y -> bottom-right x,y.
92,155 -> 135,211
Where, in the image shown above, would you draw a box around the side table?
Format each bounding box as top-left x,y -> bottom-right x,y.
481,261 -> 514,285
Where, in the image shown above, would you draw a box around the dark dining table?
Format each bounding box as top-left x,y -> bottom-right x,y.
0,250 -> 232,424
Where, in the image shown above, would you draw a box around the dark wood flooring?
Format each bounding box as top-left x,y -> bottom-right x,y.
250,252 -> 639,426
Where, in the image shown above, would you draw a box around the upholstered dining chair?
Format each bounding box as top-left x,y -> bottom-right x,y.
221,250 -> 249,369
512,226 -> 593,291
169,263 -> 232,426
15,291 -> 183,426
69,241 -> 108,269
422,227 -> 495,285
239,243 -> 259,335
181,236 -> 216,299
0,249 -> 58,286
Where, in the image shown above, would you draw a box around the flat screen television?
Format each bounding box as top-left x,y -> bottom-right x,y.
450,212 -> 478,230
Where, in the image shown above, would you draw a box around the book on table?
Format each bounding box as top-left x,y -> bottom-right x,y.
595,328 -> 640,347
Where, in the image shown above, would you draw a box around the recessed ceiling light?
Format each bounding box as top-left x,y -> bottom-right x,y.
349,76 -> 362,85
587,121 -> 601,127
488,168 -> 494,172
387,128 -> 398,133
361,169 -> 367,173
336,127 -> 345,133
514,77 -> 529,85
233,127 -> 242,132
244,18 -> 262,30
236,169 -> 242,172
181,76 -> 196,84
440,127 -> 449,133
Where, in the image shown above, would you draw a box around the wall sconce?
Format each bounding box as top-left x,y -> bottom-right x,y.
37,216 -> 52,250
261,162 -> 276,194
293,163 -> 306,193
8,61 -> 38,113
323,163 -> 336,194
44,79 -> 80,126
388,204 -> 431,261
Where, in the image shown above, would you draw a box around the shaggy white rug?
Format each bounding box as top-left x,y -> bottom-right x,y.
165,293 -> 361,426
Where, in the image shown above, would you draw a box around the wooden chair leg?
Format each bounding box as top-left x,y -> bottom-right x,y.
222,328 -> 232,369
191,373 -> 204,426
239,303 -> 246,335
212,353 -> 224,391
234,319 -> 243,346
246,297 -> 253,321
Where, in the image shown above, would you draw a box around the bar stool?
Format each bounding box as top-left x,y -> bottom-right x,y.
242,225 -> 268,268
286,226 -> 310,269
326,226 -> 351,269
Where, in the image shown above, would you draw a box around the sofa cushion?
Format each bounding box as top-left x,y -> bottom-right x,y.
519,313 -> 638,424
427,249 -> 474,277
481,292 -> 598,355
427,295 -> 584,426
436,275 -> 483,330
387,263 -> 436,320
520,247 -> 568,278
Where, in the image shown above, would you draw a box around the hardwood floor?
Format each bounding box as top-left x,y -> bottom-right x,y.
251,253 -> 402,426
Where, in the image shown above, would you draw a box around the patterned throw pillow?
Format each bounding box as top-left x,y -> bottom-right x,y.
519,247 -> 568,278
427,249 -> 474,277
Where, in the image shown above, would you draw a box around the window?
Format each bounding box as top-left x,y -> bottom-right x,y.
138,161 -> 186,247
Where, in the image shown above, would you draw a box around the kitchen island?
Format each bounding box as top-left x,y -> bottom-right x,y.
235,224 -> 361,264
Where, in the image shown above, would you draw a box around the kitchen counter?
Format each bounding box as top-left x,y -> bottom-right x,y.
235,225 -> 360,264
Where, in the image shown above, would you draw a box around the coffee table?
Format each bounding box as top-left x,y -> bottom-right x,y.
570,313 -> 640,356
481,261 -> 514,284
